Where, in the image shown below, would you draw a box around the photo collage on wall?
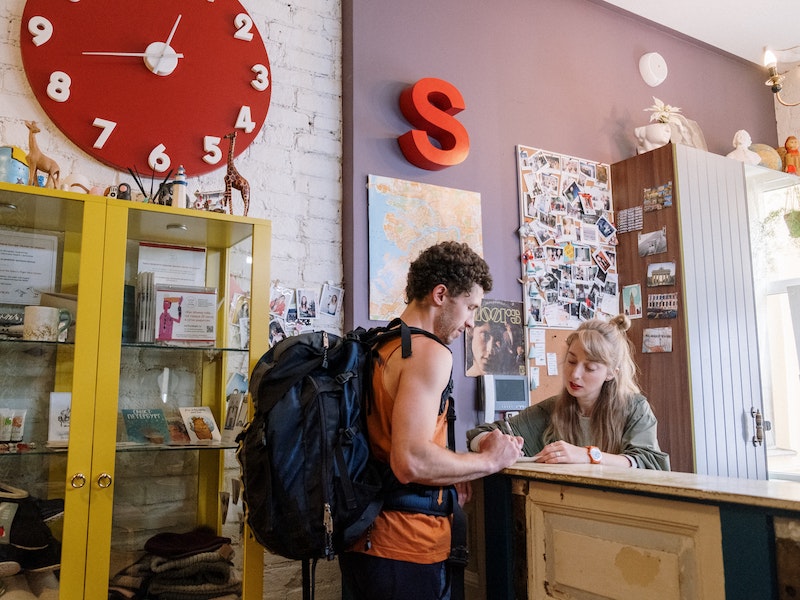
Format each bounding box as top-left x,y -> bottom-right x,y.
516,145 -> 618,330
617,180 -> 677,353
268,282 -> 343,345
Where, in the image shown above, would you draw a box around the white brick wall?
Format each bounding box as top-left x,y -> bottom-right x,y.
0,0 -> 343,293
1,0 -> 343,597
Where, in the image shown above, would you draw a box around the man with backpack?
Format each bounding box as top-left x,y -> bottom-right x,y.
339,241 -> 525,600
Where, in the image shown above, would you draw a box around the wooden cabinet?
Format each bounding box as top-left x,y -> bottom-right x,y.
611,143 -> 767,478
0,182 -> 271,598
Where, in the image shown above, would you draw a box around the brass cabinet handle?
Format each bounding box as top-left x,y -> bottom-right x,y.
71,473 -> 87,488
751,408 -> 764,446
97,473 -> 113,489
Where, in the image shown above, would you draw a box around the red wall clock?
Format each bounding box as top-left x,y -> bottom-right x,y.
20,0 -> 272,177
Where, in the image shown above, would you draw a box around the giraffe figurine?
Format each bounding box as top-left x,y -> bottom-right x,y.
24,121 -> 61,189
223,131 -> 250,217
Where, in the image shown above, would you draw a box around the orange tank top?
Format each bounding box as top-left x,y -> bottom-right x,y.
349,335 -> 451,563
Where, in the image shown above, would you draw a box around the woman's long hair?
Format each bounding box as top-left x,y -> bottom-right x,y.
544,314 -> 640,453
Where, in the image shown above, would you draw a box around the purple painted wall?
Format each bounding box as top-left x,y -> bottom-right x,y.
342,0 -> 777,448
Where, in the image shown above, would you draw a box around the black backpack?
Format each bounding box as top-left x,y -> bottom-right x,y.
236,319 -> 467,598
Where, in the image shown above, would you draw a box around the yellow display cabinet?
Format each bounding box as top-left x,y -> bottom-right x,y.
0,182 -> 270,599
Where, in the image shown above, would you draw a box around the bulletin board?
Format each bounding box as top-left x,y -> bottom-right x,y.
527,328 -> 569,404
515,145 -> 618,405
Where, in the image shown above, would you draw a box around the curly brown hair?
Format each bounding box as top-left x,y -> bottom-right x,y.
405,241 -> 492,302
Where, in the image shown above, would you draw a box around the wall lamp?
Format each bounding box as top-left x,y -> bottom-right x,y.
764,48 -> 800,107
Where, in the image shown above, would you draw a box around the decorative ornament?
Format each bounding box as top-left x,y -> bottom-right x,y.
777,136 -> 800,174
24,121 -> 60,188
223,132 -> 250,216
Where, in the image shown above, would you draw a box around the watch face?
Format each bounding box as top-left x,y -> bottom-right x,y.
588,446 -> 602,463
20,0 -> 272,177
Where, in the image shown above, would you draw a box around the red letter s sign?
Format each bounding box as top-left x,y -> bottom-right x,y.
397,77 -> 470,170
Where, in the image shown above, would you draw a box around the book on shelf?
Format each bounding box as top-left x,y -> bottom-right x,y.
47,392 -> 71,448
121,408 -> 170,444
135,272 -> 155,343
153,285 -> 217,346
165,414 -> 192,444
179,406 -> 222,443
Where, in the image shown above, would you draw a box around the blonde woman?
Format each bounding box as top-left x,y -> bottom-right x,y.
467,315 -> 669,470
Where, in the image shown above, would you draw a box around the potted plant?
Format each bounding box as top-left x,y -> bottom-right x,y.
634,97 -> 682,154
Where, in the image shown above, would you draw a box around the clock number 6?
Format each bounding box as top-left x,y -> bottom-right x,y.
149,144 -> 171,173
28,16 -> 53,46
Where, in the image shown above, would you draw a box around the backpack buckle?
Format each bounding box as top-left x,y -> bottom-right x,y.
447,545 -> 469,567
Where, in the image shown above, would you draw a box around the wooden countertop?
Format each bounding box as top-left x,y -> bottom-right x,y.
503,462 -> 800,513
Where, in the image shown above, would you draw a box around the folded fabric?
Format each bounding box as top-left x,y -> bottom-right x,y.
109,553 -> 153,591
144,528 -> 230,559
150,555 -> 231,585
146,569 -> 242,600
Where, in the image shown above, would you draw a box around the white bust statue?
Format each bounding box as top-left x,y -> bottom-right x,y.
726,130 -> 761,165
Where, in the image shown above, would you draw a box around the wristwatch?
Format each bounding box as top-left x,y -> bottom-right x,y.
586,446 -> 603,464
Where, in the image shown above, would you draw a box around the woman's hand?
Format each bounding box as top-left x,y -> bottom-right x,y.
455,481 -> 472,506
532,441 -> 585,464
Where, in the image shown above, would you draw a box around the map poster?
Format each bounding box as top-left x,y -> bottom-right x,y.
367,175 -> 483,321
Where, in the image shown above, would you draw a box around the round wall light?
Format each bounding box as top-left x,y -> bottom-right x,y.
639,52 -> 668,87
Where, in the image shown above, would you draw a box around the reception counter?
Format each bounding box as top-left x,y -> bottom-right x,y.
482,463 -> 800,599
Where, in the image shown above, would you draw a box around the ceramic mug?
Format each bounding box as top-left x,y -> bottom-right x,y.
23,306 -> 72,342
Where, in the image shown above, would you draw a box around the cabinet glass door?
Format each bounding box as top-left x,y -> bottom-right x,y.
86,200 -> 268,599
0,183 -> 106,598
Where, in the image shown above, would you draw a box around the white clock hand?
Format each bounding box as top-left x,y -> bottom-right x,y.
152,15 -> 182,75
82,51 -> 185,58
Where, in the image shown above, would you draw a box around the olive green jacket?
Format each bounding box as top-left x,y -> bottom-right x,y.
466,394 -> 670,470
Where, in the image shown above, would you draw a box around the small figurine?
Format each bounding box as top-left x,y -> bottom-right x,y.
778,136 -> 800,174
726,130 -> 760,166
223,132 -> 250,216
24,121 -> 60,189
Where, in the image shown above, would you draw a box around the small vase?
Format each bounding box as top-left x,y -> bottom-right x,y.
634,123 -> 671,154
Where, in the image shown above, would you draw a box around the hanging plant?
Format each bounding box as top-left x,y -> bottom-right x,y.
784,186 -> 800,238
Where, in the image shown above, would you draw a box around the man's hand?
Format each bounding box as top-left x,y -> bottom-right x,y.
477,429 -> 524,471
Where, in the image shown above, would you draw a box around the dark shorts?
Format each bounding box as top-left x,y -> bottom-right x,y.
339,551 -> 450,600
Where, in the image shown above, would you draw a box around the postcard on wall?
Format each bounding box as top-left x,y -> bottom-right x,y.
642,181 -> 673,212
646,261 -> 676,287
179,406 -> 222,443
154,285 -> 217,345
622,284 -> 642,319
642,327 -> 673,353
0,230 -> 59,305
616,206 -> 643,234
47,392 -> 71,448
637,227 -> 667,257
269,284 -> 293,319
296,288 -> 318,319
647,292 -> 679,319
121,408 -> 169,444
319,283 -> 343,318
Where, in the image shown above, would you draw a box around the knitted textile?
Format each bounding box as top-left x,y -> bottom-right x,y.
144,528 -> 230,559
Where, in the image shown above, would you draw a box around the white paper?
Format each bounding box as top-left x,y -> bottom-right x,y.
48,392 -> 71,445
0,231 -> 58,305
138,242 -> 206,287
546,352 -> 558,376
